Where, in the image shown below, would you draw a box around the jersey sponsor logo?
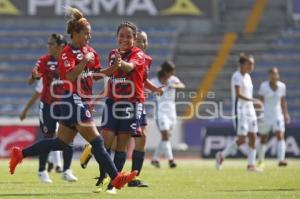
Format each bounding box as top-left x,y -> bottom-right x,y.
111,77 -> 127,83
85,110 -> 91,118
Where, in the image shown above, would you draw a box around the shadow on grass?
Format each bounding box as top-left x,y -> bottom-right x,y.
0,192 -> 92,197
217,188 -> 299,192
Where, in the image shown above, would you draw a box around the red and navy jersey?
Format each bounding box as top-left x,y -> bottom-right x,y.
58,44 -> 101,100
107,47 -> 146,102
35,55 -> 63,104
143,53 -> 152,82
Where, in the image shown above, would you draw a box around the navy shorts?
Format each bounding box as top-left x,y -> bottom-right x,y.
59,92 -> 93,130
101,98 -> 143,135
39,101 -> 60,138
140,108 -> 147,127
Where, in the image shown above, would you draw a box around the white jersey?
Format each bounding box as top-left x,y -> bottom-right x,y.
258,81 -> 286,123
231,70 -> 255,115
35,78 -> 43,94
151,75 -> 180,120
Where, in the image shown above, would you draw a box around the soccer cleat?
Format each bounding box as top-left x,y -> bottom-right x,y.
38,171 -> 53,183
111,170 -> 138,190
247,165 -> 263,172
80,144 -> 93,169
278,160 -> 288,167
62,169 -> 78,182
93,177 -> 110,193
169,160 -> 177,168
128,177 -> 149,187
151,160 -> 160,168
257,161 -> 265,169
106,183 -> 117,195
55,166 -> 63,173
9,147 -> 23,175
215,152 -> 223,170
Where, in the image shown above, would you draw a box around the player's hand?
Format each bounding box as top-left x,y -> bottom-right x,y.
155,86 -> 165,96
85,52 -> 95,62
252,98 -> 262,107
32,67 -> 41,79
284,113 -> 291,124
19,110 -> 27,121
113,51 -> 122,69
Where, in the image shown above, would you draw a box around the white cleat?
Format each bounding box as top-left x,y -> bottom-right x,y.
62,169 -> 78,182
106,187 -> 117,195
38,170 -> 53,183
215,152 -> 224,170
247,165 -> 263,172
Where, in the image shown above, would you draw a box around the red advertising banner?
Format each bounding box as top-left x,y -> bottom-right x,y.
0,126 -> 38,158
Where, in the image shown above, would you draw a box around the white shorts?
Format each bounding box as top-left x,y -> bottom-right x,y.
234,113 -> 258,136
156,115 -> 176,132
258,119 -> 285,134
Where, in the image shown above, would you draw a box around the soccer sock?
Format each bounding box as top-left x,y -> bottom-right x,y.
63,145 -> 73,172
49,151 -> 62,168
258,144 -> 267,162
153,142 -> 163,161
90,136 -> 118,179
163,141 -> 174,160
22,138 -> 68,157
277,140 -> 286,161
132,150 -> 145,176
114,151 -> 127,172
222,142 -> 238,158
38,152 -> 50,172
247,148 -> 256,166
97,148 -> 110,181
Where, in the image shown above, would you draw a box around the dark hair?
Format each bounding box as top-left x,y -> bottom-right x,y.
51,33 -> 67,46
238,53 -> 253,65
117,21 -> 138,37
157,69 -> 167,79
268,67 -> 278,74
65,7 -> 90,37
161,60 -> 176,73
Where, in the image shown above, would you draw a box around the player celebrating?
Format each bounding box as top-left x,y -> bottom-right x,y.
20,34 -> 77,183
151,60 -> 185,168
79,31 -> 163,189
215,53 -> 262,172
257,67 -> 290,168
9,7 -> 137,191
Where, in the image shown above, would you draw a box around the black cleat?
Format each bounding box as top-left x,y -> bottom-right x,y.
128,178 -> 149,187
169,160 -> 177,168
151,160 -> 160,168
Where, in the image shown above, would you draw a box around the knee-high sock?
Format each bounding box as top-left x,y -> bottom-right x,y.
22,138 -> 68,158
222,142 -> 238,158
114,151 -> 127,172
153,142 -> 164,161
248,148 -> 256,166
277,140 -> 286,161
48,151 -> 62,168
90,136 -> 118,179
38,152 -> 50,172
63,145 -> 73,172
162,141 -> 174,160
257,144 -> 267,162
132,150 -> 145,176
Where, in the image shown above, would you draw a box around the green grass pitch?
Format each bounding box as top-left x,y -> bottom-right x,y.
0,159 -> 299,199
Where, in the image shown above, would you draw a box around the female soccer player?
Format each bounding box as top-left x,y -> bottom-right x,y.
20,34 -> 77,183
151,60 -> 185,168
93,21 -> 149,194
215,53 -> 262,172
9,7 -> 137,191
257,67 -> 290,167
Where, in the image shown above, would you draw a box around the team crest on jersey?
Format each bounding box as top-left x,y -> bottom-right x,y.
64,60 -> 71,68
43,126 -> 48,133
85,110 -> 91,118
